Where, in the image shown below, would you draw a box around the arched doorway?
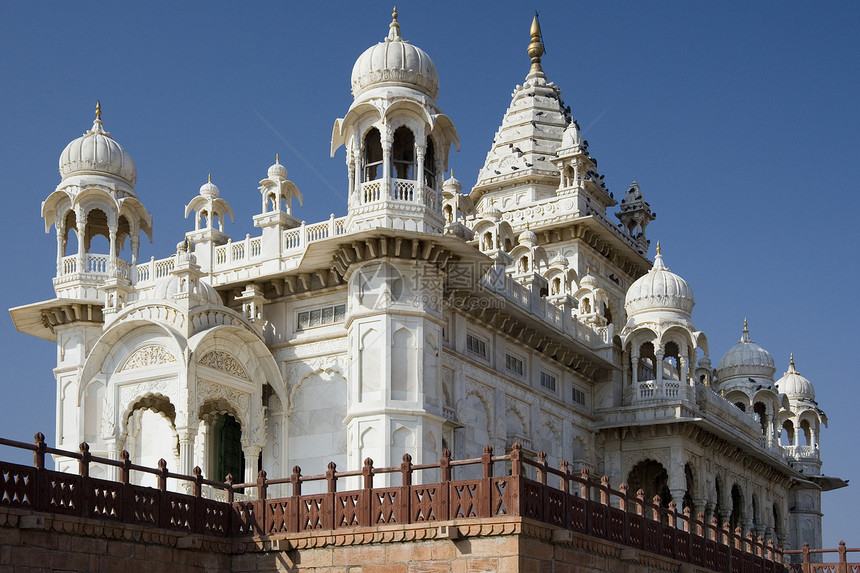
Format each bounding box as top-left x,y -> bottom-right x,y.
211,413 -> 244,482
627,459 -> 671,508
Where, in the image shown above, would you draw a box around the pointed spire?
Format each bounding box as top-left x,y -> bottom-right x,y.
740,318 -> 752,343
89,101 -> 108,135
387,6 -> 401,41
787,353 -> 797,373
528,13 -> 545,75
208,173 -> 211,183
275,153 -> 279,164
652,241 -> 666,270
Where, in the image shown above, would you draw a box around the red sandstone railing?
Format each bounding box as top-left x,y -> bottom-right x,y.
0,434 -> 785,573
784,542 -> 860,573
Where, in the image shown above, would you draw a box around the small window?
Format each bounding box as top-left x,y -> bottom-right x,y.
297,304 -> 347,331
505,353 -> 524,376
466,333 -> 487,358
540,371 -> 557,392
572,387 -> 586,405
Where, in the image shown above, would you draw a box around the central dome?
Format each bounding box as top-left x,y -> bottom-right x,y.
59,103 -> 136,187
625,244 -> 694,317
351,9 -> 439,100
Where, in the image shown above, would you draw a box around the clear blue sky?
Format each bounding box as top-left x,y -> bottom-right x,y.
1,1 -> 858,548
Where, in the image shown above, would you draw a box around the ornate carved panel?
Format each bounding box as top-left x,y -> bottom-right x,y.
199,351 -> 249,380
120,345 -> 176,371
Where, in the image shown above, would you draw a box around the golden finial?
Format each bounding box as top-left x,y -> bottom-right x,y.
95,101 -> 102,120
656,241 -> 661,255
789,353 -> 794,365
276,153 -> 279,164
528,13 -> 545,74
744,317 -> 748,329
388,6 -> 401,40
208,173 -> 211,183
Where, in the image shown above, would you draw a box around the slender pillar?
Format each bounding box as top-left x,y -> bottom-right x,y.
631,348 -> 639,386
415,146 -> 425,203
243,445 -> 262,484
655,347 -> 664,385
108,228 -> 117,274
56,223 -> 65,275
381,130 -> 392,201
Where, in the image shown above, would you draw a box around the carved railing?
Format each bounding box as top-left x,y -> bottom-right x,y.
282,214 -> 349,252
784,542 -> 860,573
57,253 -> 131,281
0,434 -> 231,537
0,434 -> 786,572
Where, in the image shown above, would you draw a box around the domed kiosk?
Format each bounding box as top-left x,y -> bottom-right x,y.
621,243 -> 708,402
331,8 -> 459,233
42,103 -> 153,300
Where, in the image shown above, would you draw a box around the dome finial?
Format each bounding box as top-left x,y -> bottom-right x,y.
528,13 -> 545,74
740,318 -> 752,342
655,241 -> 661,255
789,353 -> 796,370
275,153 -> 279,164
208,173 -> 211,183
388,6 -> 401,41
88,101 -> 107,135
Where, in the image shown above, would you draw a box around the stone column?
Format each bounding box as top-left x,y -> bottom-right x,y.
243,445 -> 262,485
77,209 -> 87,266
347,146 -> 356,206
381,130 -> 392,201
108,228 -> 117,275
655,347 -> 664,385
56,222 -> 65,275
680,355 -> 688,385
415,146 -> 425,203
630,348 -> 639,387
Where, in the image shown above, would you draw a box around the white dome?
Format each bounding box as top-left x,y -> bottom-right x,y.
559,121 -> 583,150
443,173 -> 462,194
199,176 -> 220,198
717,320 -> 776,381
149,273 -> 222,306
549,252 -> 568,268
580,269 -> 599,289
776,355 -> 816,401
351,9 -> 439,100
625,244 -> 694,317
267,155 -> 287,180
518,229 -> 537,246
59,105 -> 136,186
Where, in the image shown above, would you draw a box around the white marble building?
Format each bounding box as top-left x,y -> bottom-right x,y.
10,11 -> 843,550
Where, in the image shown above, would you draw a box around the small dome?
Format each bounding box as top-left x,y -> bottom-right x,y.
443,172 -> 462,194
484,206 -> 502,221
351,9 -> 439,100
625,243 -> 694,316
580,268 -> 599,289
59,103 -> 136,186
559,121 -> 583,150
149,273 -> 222,306
776,355 -> 816,401
268,154 -> 287,180
518,229 -> 537,246
199,175 -> 220,198
549,252 -> 568,268
717,320 -> 775,381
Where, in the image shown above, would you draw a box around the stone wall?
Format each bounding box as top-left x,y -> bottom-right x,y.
0,507 -> 231,573
0,506 -> 738,573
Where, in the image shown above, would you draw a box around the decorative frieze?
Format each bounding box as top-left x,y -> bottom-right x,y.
199,351 -> 249,380
120,345 -> 176,371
